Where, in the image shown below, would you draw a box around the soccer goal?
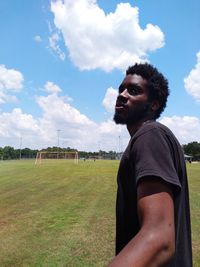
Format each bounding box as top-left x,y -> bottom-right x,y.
35,151 -> 79,164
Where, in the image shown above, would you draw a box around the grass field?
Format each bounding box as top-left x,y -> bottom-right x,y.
0,159 -> 199,267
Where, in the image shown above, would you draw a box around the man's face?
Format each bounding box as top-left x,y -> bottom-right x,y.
113,74 -> 151,125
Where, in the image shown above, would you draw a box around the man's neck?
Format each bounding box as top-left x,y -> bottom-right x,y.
127,118 -> 155,137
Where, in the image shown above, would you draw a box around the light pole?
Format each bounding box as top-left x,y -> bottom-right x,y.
19,135 -> 22,160
57,129 -> 61,149
118,136 -> 121,153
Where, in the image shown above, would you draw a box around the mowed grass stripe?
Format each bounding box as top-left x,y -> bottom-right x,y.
187,164 -> 200,266
0,160 -> 199,266
0,160 -> 117,267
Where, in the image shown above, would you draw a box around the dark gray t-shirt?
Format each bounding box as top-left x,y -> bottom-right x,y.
116,121 -> 192,266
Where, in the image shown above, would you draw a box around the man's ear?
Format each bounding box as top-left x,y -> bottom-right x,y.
151,100 -> 160,111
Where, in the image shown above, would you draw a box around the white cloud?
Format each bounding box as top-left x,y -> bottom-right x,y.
37,93 -> 93,126
0,90 -> 129,151
0,65 -> 24,104
49,32 -> 66,60
102,87 -> 118,113
0,92 -> 18,104
98,119 -> 129,151
1,81 -> 199,150
160,116 -> 200,144
184,51 -> 200,102
50,0 -> 164,71
0,65 -> 24,91
2,80 -> 199,151
43,81 -> 73,102
44,81 -> 62,94
36,93 -> 101,150
0,108 -> 40,148
0,92 -> 6,104
99,119 -> 123,135
34,35 -> 42,42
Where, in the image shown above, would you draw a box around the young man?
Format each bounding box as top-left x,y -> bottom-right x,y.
108,63 -> 192,267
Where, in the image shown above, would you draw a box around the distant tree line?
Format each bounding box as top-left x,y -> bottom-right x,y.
78,150 -> 119,160
0,146 -> 119,160
0,141 -> 200,160
183,141 -> 200,161
0,146 -> 38,160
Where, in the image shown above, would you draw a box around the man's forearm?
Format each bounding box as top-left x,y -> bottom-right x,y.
108,228 -> 174,267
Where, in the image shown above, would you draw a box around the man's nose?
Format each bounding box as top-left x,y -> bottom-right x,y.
118,89 -> 128,100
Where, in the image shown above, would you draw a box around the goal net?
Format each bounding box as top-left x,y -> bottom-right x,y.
35,151 -> 78,164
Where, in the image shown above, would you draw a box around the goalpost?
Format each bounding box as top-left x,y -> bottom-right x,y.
35,151 -> 79,164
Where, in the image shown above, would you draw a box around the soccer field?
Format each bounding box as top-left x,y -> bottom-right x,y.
0,160 -> 199,266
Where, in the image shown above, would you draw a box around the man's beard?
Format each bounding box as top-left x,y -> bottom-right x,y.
113,103 -> 151,125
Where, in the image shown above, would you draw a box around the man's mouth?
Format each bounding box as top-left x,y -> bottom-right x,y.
115,102 -> 126,110
115,105 -> 127,114
115,105 -> 124,110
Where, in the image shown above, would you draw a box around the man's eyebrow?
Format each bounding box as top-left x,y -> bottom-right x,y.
118,83 -> 142,90
127,83 -> 143,90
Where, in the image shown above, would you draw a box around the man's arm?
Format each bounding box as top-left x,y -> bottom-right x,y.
108,177 -> 175,267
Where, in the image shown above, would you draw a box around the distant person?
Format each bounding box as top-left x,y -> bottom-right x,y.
108,63 -> 192,266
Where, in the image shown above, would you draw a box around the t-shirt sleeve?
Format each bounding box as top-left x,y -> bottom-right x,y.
132,128 -> 181,189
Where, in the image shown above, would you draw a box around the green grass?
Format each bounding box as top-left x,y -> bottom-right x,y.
0,160 -> 199,266
187,163 -> 200,267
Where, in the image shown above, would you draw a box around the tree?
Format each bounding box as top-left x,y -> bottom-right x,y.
183,142 -> 200,160
21,148 -> 38,158
0,147 -> 3,160
2,146 -> 16,160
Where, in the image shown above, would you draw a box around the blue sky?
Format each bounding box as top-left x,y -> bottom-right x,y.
0,0 -> 200,151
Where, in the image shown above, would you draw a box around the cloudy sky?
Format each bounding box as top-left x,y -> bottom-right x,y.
0,0 -> 200,152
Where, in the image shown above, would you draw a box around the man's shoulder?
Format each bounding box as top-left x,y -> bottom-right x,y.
132,120 -> 182,153
134,120 -> 172,138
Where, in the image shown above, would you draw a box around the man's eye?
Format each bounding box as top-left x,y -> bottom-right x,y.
127,87 -> 139,95
118,85 -> 141,95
